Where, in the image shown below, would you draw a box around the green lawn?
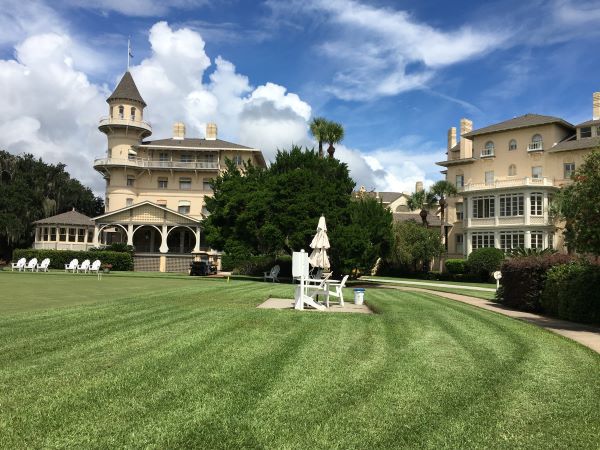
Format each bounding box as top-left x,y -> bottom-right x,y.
1,272 -> 599,448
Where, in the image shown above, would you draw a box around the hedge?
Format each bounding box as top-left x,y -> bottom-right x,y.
497,253 -> 572,312
222,254 -> 292,277
542,262 -> 600,324
467,248 -> 505,280
445,259 -> 467,275
12,249 -> 134,271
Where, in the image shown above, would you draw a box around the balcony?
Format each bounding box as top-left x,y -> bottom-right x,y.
461,177 -> 554,192
94,157 -> 219,171
480,149 -> 495,158
527,141 -> 543,152
98,116 -> 152,136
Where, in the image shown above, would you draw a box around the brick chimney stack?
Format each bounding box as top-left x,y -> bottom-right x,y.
447,127 -> 457,152
593,92 -> 600,120
459,118 -> 473,160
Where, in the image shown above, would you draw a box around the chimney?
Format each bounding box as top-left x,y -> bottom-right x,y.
415,181 -> 424,193
459,118 -> 473,159
593,92 -> 600,121
206,123 -> 218,140
173,122 -> 185,140
447,127 -> 457,153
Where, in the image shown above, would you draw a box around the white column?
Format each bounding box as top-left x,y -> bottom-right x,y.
466,231 -> 472,255
127,223 -> 134,246
543,231 -> 549,249
525,230 -> 531,249
159,225 -> 169,253
543,192 -> 549,224
525,193 -> 531,225
494,194 -> 499,226
93,225 -> 100,246
494,231 -> 500,249
193,226 -> 201,253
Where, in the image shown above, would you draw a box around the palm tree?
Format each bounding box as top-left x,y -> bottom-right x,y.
407,189 -> 437,227
309,117 -> 328,158
323,121 -> 344,159
431,180 -> 457,271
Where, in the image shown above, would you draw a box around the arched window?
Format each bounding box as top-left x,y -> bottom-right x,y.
508,164 -> 517,176
118,106 -> 124,119
509,139 -> 517,150
532,134 -> 542,143
482,141 -> 495,157
528,134 -> 543,151
130,107 -> 136,121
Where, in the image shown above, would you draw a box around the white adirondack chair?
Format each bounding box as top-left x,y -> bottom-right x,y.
89,260 -> 101,275
77,259 -> 91,273
263,265 -> 280,282
11,258 -> 26,271
295,272 -> 331,311
36,258 -> 51,272
65,259 -> 78,272
25,258 -> 38,272
324,275 -> 350,307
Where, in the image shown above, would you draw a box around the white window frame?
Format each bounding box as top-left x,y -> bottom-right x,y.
179,177 -> 192,190
472,232 -> 495,250
532,166 -> 543,179
455,234 -> 464,253
455,174 -> 464,188
157,177 -> 168,189
499,193 -> 524,217
485,171 -> 494,185
455,202 -> 464,221
508,164 -> 517,176
472,196 -> 495,218
530,192 -> 543,216
482,141 -> 495,157
500,231 -> 524,252
509,139 -> 517,151
531,231 -> 543,249
564,162 -> 575,179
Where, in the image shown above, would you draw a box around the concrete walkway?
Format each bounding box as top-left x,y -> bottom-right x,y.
360,277 -> 496,292
386,285 -> 600,354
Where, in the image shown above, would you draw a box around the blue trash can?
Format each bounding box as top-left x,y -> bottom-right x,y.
354,288 -> 365,305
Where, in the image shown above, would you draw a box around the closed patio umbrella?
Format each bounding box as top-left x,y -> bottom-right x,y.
309,215 -> 330,270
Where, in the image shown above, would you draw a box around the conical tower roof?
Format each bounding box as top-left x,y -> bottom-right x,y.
107,71 -> 146,107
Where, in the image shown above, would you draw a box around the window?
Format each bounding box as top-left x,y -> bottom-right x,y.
500,231 -> 524,252
472,232 -> 495,250
43,227 -> 49,241
499,193 -> 524,216
564,162 -> 575,179
509,139 -> 517,150
482,141 -> 495,157
156,200 -> 167,207
203,181 -> 212,191
158,177 -> 168,189
472,196 -> 495,218
159,152 -> 169,167
127,176 -> 135,187
456,202 -> 464,221
528,134 -> 543,151
180,154 -> 193,163
485,171 -> 494,185
178,204 -> 191,214
59,227 -> 67,242
130,107 -> 136,121
532,166 -> 543,179
179,177 -> 192,190
455,174 -> 464,188
68,228 -> 76,242
126,198 -> 133,207
508,164 -> 517,176
233,155 -> 243,165
530,192 -> 543,216
548,232 -> 554,249
50,227 -> 56,241
531,232 -> 543,249
580,127 -> 592,138
77,228 -> 85,242
455,234 -> 464,253
118,106 -> 124,119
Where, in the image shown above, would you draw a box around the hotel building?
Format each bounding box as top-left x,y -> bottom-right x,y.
438,92 -> 600,257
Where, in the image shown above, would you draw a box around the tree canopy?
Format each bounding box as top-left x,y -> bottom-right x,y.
0,151 -> 104,259
388,220 -> 445,272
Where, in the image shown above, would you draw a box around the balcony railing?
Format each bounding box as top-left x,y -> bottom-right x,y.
527,141 -> 543,152
480,149 -> 495,158
94,157 -> 219,170
460,177 -> 554,192
99,117 -> 152,133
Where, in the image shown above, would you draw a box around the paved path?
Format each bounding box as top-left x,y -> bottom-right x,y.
360,277 -> 496,292
385,285 -> 600,354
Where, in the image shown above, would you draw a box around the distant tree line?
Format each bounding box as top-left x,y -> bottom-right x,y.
0,150 -> 104,259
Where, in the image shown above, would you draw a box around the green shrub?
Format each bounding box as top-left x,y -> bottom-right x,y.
222,254 -> 292,277
497,253 -> 572,312
542,262 -> 600,324
467,248 -> 505,280
445,259 -> 467,275
12,249 -> 133,271
91,243 -> 134,254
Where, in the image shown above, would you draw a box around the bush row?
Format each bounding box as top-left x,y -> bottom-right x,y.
222,254 -> 293,277
12,249 -> 134,271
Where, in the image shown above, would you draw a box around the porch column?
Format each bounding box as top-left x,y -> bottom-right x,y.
466,231 -> 472,255
93,225 -> 100,246
193,226 -> 201,253
525,230 -> 532,249
127,223 -> 134,246
159,225 -> 169,253
179,229 -> 185,253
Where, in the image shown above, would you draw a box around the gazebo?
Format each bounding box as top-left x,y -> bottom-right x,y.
33,209 -> 95,251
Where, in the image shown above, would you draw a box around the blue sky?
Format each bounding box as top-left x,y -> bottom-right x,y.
0,0 -> 599,193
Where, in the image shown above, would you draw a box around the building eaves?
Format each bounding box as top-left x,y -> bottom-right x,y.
575,119 -> 600,128
34,210 -> 94,226
462,114 -> 574,138
436,158 -> 476,167
549,136 -> 600,153
140,138 -> 253,150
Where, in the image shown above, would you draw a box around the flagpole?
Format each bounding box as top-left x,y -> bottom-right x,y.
127,37 -> 130,70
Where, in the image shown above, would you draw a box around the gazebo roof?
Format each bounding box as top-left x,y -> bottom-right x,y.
34,209 -> 94,226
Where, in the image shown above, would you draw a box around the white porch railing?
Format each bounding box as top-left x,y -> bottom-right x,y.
480,149 -> 495,157
527,141 -> 543,151
461,177 -> 554,192
94,157 -> 219,170
99,116 -> 152,133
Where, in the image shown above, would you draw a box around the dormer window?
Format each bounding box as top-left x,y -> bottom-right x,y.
130,107 -> 136,121
580,127 -> 592,138
118,106 -> 124,119
509,139 -> 517,151
481,141 -> 495,157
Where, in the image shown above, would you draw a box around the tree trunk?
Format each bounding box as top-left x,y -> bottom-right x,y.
327,144 -> 335,159
318,140 -> 323,158
419,209 -> 428,227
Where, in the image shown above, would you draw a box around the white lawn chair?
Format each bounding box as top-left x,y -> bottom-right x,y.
65,259 -> 78,272
76,259 -> 91,273
25,258 -> 38,272
295,272 -> 332,310
36,258 -> 50,272
324,275 -> 350,307
11,257 -> 26,271
89,260 -> 101,275
263,265 -> 280,282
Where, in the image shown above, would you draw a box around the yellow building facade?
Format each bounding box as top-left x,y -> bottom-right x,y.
91,71 -> 267,271
438,92 -> 600,257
